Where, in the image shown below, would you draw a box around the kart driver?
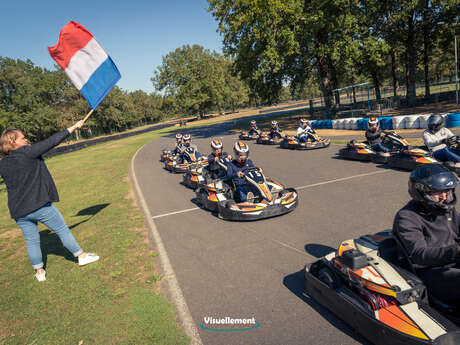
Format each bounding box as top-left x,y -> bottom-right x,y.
181,134 -> 201,163
226,141 -> 255,202
365,117 -> 391,153
172,133 -> 185,155
207,138 -> 231,180
248,120 -> 260,136
423,114 -> 460,165
296,118 -> 318,142
269,121 -> 283,139
393,164 -> 460,305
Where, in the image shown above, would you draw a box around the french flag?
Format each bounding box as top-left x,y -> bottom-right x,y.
48,21 -> 121,109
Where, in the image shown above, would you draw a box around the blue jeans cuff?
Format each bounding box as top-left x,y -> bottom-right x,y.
33,262 -> 44,270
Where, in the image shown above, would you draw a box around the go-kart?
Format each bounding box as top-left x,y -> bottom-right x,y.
386,147 -> 439,171
213,167 -> 298,221
164,147 -> 207,173
304,230 -> 460,345
256,132 -> 284,145
160,149 -> 171,162
182,162 -> 206,189
339,132 -> 435,167
183,156 -> 231,190
239,130 -> 260,140
337,141 -> 375,162
280,135 -> 330,150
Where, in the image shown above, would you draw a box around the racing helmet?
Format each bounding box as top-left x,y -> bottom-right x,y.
250,120 -> 257,127
271,120 -> 278,129
233,141 -> 249,164
368,117 -> 379,133
427,114 -> 444,134
183,133 -> 191,146
210,138 -> 223,153
408,164 -> 457,214
175,133 -> 183,142
300,118 -> 309,127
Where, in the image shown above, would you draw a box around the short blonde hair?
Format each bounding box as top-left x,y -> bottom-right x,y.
0,129 -> 21,155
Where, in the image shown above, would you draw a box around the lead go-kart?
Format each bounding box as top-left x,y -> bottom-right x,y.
338,132 -> 438,170
239,130 -> 260,140
280,135 -> 330,150
256,132 -> 284,145
164,147 -> 207,174
183,156 -> 231,190
195,166 -> 298,221
304,230 -> 460,345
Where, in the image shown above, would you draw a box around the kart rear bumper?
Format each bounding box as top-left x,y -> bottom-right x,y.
281,140 -> 330,150
338,148 -> 373,161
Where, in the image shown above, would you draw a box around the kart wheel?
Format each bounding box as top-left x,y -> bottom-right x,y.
318,267 -> 340,289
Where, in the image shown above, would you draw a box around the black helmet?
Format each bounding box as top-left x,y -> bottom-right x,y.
427,114 -> 444,134
409,164 -> 457,214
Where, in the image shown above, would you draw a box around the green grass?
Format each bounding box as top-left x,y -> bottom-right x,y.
0,127 -> 190,345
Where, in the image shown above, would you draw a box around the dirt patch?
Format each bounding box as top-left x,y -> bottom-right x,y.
0,228 -> 20,240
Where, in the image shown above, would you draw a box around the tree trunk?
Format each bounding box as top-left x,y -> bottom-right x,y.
407,11 -> 417,107
391,46 -> 399,97
315,30 -> 334,113
371,68 -> 382,101
423,0 -> 431,98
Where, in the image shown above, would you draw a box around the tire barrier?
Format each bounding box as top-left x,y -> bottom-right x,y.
446,112 -> 460,128
311,112 -> 459,131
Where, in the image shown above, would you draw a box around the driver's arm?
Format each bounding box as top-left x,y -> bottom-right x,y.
394,210 -> 460,267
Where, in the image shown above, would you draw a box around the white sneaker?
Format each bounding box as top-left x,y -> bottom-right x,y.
78,253 -> 100,266
35,269 -> 46,282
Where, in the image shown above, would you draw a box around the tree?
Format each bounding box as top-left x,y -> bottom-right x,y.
152,44 -> 249,117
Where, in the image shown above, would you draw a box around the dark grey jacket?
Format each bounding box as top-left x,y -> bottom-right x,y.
393,200 -> 460,269
0,130 -> 70,219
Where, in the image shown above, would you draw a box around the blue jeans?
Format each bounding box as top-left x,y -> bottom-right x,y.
371,143 -> 391,153
433,148 -> 460,163
15,203 -> 83,269
235,185 -> 250,202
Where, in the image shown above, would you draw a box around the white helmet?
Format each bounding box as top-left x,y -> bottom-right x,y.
300,118 -> 309,126
233,141 -> 249,156
175,133 -> 183,141
211,138 -> 223,152
368,117 -> 379,133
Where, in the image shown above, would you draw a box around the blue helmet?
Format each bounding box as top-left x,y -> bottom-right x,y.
409,164 -> 457,213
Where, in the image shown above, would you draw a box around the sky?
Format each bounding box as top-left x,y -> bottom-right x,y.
0,0 -> 224,94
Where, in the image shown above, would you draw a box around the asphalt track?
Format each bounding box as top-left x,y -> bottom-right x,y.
131,125 -> 441,345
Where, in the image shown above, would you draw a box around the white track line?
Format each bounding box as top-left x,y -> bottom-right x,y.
152,207 -> 200,219
295,170 -> 391,191
150,170 -> 392,220
130,147 -> 203,345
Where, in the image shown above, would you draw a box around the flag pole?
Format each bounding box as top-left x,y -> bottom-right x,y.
82,109 -> 94,123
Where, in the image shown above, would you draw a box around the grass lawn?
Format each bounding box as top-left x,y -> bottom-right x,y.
0,127 -> 190,345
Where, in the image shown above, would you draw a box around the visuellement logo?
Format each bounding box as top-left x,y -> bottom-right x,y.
200,316 -> 261,332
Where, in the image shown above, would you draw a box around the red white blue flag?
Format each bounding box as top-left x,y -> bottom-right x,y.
48,21 -> 121,109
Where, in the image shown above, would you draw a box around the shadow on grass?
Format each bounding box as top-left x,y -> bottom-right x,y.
283,270 -> 371,345
39,203 -> 110,267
